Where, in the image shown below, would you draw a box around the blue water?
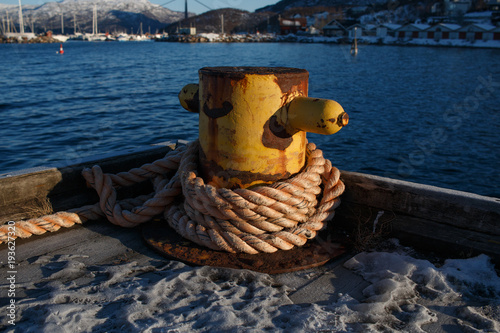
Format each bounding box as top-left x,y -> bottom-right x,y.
1,42 -> 499,197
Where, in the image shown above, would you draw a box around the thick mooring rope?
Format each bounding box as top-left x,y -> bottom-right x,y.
0,140 -> 345,254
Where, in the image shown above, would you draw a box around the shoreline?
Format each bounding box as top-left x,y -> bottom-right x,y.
3,33 -> 500,49
0,35 -> 67,44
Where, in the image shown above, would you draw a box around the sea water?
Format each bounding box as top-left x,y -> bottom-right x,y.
0,41 -> 499,197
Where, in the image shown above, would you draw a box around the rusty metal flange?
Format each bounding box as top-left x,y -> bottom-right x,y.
142,221 -> 346,274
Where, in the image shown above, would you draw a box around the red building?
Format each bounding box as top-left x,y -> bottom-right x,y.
279,18 -> 307,35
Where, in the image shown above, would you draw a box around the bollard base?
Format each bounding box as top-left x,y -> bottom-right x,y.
143,221 -> 346,274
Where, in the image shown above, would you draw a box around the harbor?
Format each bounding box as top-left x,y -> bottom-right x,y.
1,0 -> 500,48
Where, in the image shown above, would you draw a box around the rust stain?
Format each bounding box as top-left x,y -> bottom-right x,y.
184,89 -> 199,113
327,112 -> 349,127
200,66 -> 309,106
316,118 -> 327,129
200,71 -> 236,118
200,117 -> 219,182
340,112 -> 349,126
273,68 -> 309,98
143,222 -> 347,274
200,154 -> 292,189
203,101 -> 233,118
262,115 -> 293,150
328,112 -> 349,127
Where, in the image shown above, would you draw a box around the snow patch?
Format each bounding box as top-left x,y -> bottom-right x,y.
2,246 -> 499,332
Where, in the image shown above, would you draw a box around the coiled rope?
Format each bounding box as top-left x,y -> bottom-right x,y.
0,140 -> 344,254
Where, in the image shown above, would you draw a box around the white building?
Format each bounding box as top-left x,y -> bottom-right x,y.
376,23 -> 401,38
396,24 -> 431,39
493,26 -> 500,40
179,27 -> 196,35
425,23 -> 461,40
347,24 -> 363,38
457,24 -> 496,41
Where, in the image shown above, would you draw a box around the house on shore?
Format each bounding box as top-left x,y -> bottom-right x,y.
457,23 -> 496,41
179,27 -> 196,35
425,23 -> 461,40
376,23 -> 401,38
349,24 -> 377,37
279,17 -> 307,35
322,19 -> 358,37
493,26 -> 500,40
396,23 -> 431,39
322,19 -> 347,37
346,24 -> 364,38
317,21 -> 499,44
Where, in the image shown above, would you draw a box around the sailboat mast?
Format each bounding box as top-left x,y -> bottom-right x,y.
18,0 -> 24,34
92,4 -> 97,35
221,14 -> 224,35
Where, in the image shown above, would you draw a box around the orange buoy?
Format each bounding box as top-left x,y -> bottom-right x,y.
58,44 -> 64,54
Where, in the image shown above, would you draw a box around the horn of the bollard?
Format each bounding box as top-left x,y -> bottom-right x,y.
276,97 -> 349,135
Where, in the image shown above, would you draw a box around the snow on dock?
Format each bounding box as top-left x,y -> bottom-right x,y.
0,219 -> 498,332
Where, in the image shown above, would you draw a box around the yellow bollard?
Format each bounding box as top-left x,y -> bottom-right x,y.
179,67 -> 348,189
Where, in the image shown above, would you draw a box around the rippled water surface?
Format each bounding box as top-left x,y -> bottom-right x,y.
1,42 -> 499,197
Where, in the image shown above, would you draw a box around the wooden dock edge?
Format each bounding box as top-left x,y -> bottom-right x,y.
1,143 -> 499,262
337,171 -> 500,262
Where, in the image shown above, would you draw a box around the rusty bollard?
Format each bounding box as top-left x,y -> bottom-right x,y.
179,67 -> 348,189
143,67 -> 350,273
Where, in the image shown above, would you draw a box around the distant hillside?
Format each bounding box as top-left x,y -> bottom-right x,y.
256,0 -> 389,13
164,8 -> 274,34
0,0 -> 189,35
257,0 -> 489,16
254,0 -> 491,27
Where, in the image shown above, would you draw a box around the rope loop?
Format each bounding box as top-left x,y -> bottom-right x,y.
167,140 -> 344,254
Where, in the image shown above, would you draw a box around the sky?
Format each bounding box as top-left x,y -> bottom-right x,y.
0,0 -> 279,14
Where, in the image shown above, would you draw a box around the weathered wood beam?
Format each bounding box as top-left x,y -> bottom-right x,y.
340,171 -> 500,236
0,143 -> 176,223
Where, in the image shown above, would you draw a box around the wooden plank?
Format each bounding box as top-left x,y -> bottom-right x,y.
392,214 -> 500,260
334,201 -> 500,263
0,219 -> 169,301
0,143 -> 176,224
340,171 -> 500,236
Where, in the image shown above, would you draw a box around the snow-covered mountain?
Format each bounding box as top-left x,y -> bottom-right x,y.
0,0 -> 189,35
